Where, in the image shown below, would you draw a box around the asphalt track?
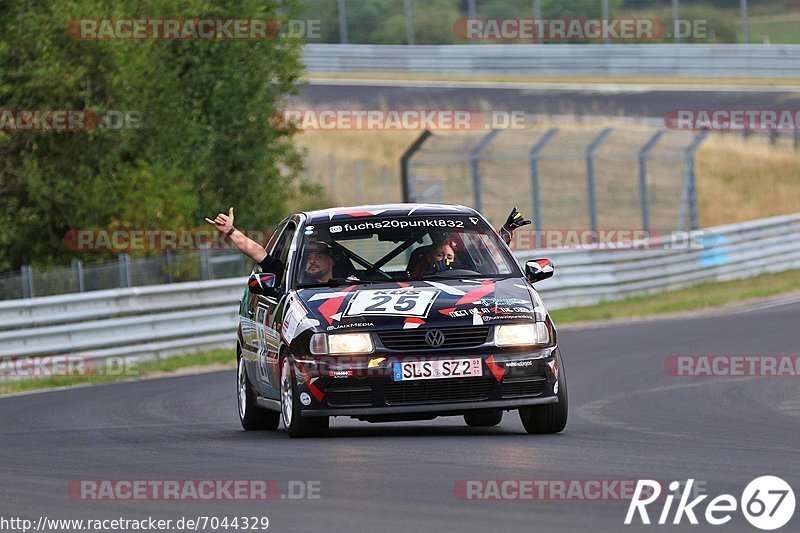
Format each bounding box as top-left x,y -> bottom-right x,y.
2,296 -> 799,533
298,79 -> 800,118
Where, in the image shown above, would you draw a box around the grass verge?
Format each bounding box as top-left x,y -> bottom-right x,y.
0,349 -> 234,396
551,269 -> 800,324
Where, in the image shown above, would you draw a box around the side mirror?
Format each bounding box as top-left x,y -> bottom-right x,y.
525,259 -> 554,284
248,273 -> 280,296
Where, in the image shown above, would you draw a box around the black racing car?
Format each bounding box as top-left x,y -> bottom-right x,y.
236,203 -> 567,437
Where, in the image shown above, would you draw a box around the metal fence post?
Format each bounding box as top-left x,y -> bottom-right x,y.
585,128 -> 613,236
166,249 -> 174,283
638,130 -> 666,233
672,0 -> 680,44
21,264 -> 34,299
381,166 -> 391,202
72,259 -> 85,293
602,0 -> 610,45
679,131 -> 710,231
740,0 -> 749,44
354,160 -> 363,203
328,154 -> 337,203
470,129 -> 501,212
769,130 -> 779,146
337,0 -> 348,44
119,253 -> 132,287
687,131 -> 709,231
199,247 -> 211,280
528,128 -> 559,248
533,0 -> 542,43
794,130 -> 799,150
404,0 -> 414,45
400,130 -> 433,203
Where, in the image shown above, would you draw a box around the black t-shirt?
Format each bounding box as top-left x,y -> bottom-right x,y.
258,255 -> 283,274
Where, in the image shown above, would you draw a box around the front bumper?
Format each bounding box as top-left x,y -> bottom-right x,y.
301,396 -> 557,417
292,347 -> 560,418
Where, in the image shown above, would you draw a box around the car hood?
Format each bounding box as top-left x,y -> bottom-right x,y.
295,277 -> 547,333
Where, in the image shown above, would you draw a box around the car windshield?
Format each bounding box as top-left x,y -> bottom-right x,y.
295,215 -> 518,287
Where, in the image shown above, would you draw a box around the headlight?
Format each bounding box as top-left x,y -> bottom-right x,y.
495,323 -> 550,347
309,333 -> 374,355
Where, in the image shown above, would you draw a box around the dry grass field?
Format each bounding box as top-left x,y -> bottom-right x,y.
295,119 -> 800,229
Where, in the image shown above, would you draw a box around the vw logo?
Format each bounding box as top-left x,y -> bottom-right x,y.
424,329 -> 446,348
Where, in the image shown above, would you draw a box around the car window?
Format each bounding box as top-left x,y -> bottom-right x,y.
267,221 -> 297,287
295,215 -> 518,286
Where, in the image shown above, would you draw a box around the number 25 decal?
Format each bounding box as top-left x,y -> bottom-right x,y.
345,290 -> 440,318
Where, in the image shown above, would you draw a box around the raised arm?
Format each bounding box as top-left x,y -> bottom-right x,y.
205,207 -> 268,263
499,207 -> 532,245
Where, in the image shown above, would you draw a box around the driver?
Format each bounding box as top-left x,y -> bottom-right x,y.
302,241 -> 336,283
205,207 -> 336,283
410,240 -> 456,278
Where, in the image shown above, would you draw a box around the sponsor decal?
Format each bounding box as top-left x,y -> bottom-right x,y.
367,357 -> 386,369
344,289 -> 440,318
481,314 -> 535,322
328,370 -> 353,379
330,225 -> 342,233
505,360 -> 535,368
476,297 -> 529,307
326,322 -> 374,331
442,306 -> 533,322
299,392 -> 311,406
335,218 -> 467,232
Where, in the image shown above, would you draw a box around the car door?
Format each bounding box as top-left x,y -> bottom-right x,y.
250,219 -> 299,399
240,220 -> 285,395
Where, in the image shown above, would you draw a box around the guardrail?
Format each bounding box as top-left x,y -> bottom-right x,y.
1,213 -> 799,367
303,44 -> 800,78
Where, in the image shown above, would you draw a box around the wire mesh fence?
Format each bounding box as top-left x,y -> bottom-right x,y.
0,250 -> 251,301
403,125 -> 708,243
304,152 -> 400,206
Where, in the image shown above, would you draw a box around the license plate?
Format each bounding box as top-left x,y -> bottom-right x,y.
392,358 -> 482,381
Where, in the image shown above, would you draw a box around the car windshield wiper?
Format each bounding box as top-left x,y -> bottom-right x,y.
296,278 -> 382,289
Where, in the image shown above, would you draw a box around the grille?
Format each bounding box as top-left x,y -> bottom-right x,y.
383,377 -> 494,405
378,326 -> 490,351
501,377 -> 546,398
326,387 -> 373,407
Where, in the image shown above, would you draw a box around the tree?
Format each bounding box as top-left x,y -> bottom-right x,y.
0,0 -> 308,270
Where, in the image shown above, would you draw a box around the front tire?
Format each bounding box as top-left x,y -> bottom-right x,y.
464,409 -> 503,427
280,357 -> 329,438
238,354 -> 280,431
519,349 -> 568,434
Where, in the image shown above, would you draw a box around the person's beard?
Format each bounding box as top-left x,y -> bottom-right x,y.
307,267 -> 325,280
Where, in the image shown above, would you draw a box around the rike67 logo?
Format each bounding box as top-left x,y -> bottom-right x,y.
626,477 -> 795,530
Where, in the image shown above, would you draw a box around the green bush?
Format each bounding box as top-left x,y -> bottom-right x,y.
0,0 -> 310,270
